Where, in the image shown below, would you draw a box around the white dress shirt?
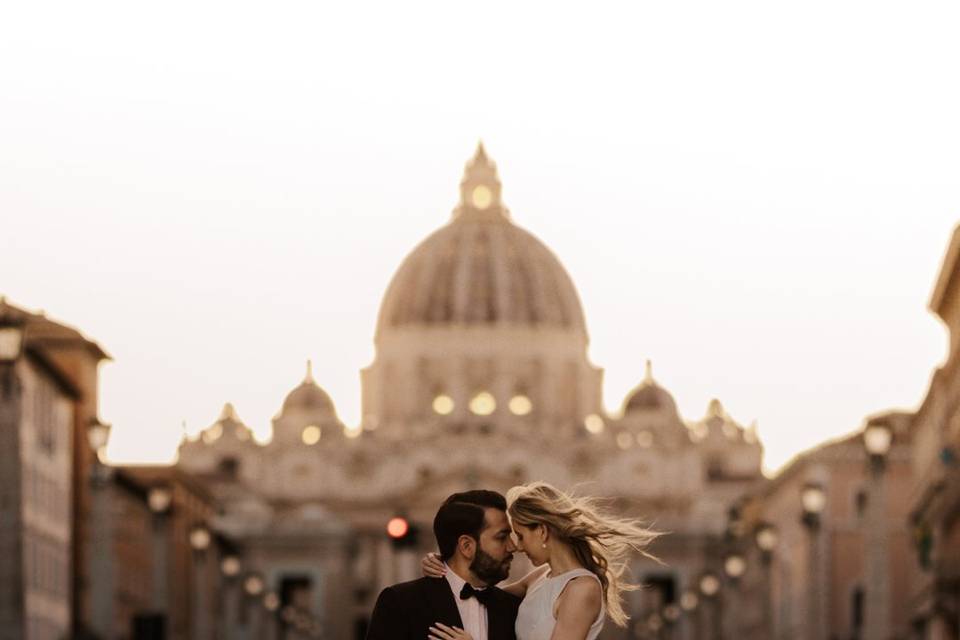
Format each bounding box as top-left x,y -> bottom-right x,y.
444,564 -> 489,640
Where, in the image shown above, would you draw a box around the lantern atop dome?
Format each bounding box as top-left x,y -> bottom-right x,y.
455,141 -> 509,220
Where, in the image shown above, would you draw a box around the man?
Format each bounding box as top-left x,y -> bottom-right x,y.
366,490 -> 520,640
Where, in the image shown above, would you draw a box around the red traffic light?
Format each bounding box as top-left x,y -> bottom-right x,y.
386,517 -> 409,539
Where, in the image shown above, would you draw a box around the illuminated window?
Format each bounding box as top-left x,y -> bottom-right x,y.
432,394 -> 455,415
508,395 -> 532,416
471,185 -> 493,210
616,432 -> 634,450
469,391 -> 496,416
636,431 -> 654,448
584,414 -> 604,434
301,425 -> 321,445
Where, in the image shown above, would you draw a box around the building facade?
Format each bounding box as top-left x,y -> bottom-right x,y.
737,411 -> 914,640
0,300 -> 109,640
908,224 -> 960,640
178,146 -> 765,639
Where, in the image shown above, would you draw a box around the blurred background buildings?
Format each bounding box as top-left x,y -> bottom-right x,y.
1,148 -> 958,639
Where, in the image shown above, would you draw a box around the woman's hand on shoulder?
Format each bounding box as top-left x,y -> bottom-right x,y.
421,552 -> 446,578
551,576 -> 602,640
429,623 -> 473,640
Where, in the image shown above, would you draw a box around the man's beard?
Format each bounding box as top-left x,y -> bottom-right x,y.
471,548 -> 512,585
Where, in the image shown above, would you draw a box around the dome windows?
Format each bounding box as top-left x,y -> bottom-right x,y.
584,414 -> 605,434
508,394 -> 532,416
432,394 -> 455,416
301,425 -> 321,445
469,391 -> 496,416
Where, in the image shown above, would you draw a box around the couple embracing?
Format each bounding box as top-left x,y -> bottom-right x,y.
366,482 -> 658,640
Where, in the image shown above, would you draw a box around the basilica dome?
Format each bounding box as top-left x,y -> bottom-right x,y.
375,144 -> 587,338
622,361 -> 679,415
281,361 -> 337,416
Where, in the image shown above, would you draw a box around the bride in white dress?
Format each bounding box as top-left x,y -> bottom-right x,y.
426,482 -> 659,640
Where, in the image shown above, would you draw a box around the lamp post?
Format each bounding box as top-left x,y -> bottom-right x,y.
87,418 -> 114,639
147,486 -> 172,630
244,573 -> 266,639
800,482 -> 826,640
220,553 -> 241,639
189,524 -> 212,640
699,572 -> 722,640
677,587 -> 699,640
863,420 -> 893,640
754,522 -> 779,638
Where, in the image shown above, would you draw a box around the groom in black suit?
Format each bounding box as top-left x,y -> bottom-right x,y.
366,490 -> 521,640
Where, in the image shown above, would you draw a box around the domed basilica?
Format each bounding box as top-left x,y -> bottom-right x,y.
177,145 -> 763,640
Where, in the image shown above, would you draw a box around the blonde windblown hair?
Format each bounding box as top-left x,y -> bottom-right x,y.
506,482 -> 660,627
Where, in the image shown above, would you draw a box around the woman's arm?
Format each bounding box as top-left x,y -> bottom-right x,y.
549,577 -> 602,640
500,564 -> 549,598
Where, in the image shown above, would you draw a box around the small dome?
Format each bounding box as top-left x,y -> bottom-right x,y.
199,402 -> 253,444
282,361 -> 337,415
375,144 -> 587,337
623,361 -> 678,414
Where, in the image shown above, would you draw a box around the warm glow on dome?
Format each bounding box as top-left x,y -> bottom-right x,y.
469,391 -> 496,416
584,414 -> 604,434
432,394 -> 455,415
616,432 -> 634,449
301,425 -> 321,445
471,185 -> 493,209
508,395 -> 532,416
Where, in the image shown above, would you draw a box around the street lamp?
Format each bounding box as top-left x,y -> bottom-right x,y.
679,589 -> 699,612
244,574 -> 265,597
190,525 -> 212,552
863,420 -> 893,472
190,524 -> 212,640
148,487 -> 172,515
800,482 -> 826,529
699,572 -> 721,598
0,316 -> 25,363
221,555 -> 241,578
723,553 -> 747,581
754,522 -> 779,562
862,418 -> 893,640
801,481 -> 827,640
87,418 -> 112,460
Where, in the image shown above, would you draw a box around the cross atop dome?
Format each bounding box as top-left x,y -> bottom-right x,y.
455,141 -> 509,220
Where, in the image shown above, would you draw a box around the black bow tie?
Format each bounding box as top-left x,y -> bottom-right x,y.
460,583 -> 495,607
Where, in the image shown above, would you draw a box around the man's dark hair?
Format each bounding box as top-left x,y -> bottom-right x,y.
433,490 -> 507,561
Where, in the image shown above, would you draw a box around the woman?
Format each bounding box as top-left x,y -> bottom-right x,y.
426,481 -> 659,640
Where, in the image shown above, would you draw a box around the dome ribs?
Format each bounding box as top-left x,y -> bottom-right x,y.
374,148 -> 588,337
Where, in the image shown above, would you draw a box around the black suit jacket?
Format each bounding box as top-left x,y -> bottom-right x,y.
365,576 -> 520,640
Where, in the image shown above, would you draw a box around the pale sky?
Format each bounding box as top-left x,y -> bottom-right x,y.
2,1 -> 957,472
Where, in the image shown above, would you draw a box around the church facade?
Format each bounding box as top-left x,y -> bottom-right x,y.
177,146 -> 764,640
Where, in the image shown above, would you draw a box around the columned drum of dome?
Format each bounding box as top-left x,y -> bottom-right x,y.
363,144 -> 603,438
